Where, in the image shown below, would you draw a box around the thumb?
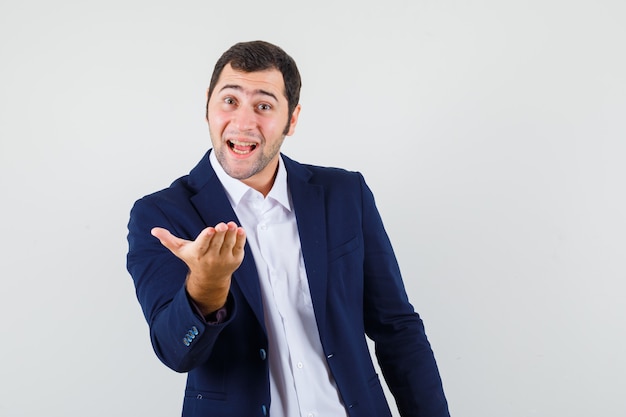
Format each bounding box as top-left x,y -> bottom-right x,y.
151,227 -> 186,254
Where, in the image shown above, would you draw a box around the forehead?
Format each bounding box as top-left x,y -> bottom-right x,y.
213,64 -> 286,100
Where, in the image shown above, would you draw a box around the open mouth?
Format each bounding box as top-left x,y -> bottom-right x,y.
228,140 -> 257,155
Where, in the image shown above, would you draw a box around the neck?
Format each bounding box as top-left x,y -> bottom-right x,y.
241,160 -> 279,197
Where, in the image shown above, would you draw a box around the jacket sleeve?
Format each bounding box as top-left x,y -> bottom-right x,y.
126,196 -> 237,373
358,173 -> 450,417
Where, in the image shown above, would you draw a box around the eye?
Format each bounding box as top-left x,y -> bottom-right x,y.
224,97 -> 235,105
257,103 -> 272,111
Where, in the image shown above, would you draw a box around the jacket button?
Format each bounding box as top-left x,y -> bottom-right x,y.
183,338 -> 190,347
259,348 -> 267,360
261,404 -> 267,415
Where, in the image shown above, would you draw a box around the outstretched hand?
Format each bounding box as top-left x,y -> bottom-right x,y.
151,222 -> 246,315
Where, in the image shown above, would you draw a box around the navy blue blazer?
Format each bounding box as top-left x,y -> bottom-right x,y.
127,151 -> 449,417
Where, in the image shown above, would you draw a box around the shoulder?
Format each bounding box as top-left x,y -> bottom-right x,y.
128,174 -> 197,234
133,151 -> 214,208
135,174 -> 194,207
282,154 -> 365,187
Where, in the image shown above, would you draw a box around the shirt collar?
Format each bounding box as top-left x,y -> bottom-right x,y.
209,150 -> 292,211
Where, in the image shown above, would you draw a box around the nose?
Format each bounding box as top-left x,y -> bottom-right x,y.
233,105 -> 257,131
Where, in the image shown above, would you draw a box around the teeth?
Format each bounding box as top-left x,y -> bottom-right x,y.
229,139 -> 256,146
228,140 -> 257,154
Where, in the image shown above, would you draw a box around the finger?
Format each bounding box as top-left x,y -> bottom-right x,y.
151,227 -> 188,254
215,222 -> 229,233
234,227 -> 247,253
206,222 -> 228,252
219,223 -> 240,255
194,227 -> 216,255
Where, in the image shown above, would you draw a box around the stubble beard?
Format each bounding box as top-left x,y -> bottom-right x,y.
212,132 -> 285,181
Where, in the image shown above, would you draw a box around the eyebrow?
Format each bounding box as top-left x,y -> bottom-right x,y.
219,84 -> 278,101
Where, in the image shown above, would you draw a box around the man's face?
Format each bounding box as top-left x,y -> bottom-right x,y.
206,64 -> 300,193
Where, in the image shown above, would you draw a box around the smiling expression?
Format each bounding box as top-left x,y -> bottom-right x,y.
206,64 -> 301,196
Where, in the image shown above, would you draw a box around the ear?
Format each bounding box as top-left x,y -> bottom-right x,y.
205,88 -> 211,122
285,104 -> 301,136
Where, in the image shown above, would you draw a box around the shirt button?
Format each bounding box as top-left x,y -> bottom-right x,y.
260,224 -> 267,231
297,362 -> 303,369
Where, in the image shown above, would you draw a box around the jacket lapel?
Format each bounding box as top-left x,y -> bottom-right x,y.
283,155 -> 329,336
187,152 -> 265,332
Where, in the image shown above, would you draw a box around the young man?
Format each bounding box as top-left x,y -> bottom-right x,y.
127,40 -> 450,417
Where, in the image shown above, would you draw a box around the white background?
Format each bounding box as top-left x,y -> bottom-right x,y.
1,1 -> 625,416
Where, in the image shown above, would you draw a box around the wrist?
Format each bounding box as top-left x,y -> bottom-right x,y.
185,273 -> 231,316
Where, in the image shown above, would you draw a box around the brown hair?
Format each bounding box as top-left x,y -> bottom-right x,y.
206,41 -> 302,131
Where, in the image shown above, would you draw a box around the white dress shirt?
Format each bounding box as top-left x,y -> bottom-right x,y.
210,152 -> 348,417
